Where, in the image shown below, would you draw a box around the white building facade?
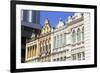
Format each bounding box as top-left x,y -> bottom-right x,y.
51,13 -> 90,61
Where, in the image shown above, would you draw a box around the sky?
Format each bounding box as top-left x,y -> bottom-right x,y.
40,11 -> 74,28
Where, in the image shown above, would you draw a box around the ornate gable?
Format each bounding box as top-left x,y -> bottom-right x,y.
41,18 -> 52,34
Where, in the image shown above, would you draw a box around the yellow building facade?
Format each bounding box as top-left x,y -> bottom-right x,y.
25,39 -> 39,62
25,18 -> 53,62
38,18 -> 52,62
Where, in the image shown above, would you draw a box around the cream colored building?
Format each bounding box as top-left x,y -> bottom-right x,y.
38,18 -> 53,62
51,19 -> 71,61
25,18 -> 53,62
25,13 -> 90,62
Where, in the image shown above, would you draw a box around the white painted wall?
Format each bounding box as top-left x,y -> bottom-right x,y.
0,0 -> 99,73
84,13 -> 90,60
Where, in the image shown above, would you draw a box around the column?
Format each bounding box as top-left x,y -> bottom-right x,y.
34,45 -> 35,56
34,45 -> 36,56
33,46 -> 35,56
32,46 -> 34,56
30,47 -> 31,58
29,47 -> 30,58
30,47 -> 32,58
27,47 -> 29,59
35,45 -> 36,56
32,46 -> 33,57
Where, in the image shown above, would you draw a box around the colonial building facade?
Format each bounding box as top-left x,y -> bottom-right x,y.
37,18 -> 53,62
25,18 -> 53,62
25,13 -> 90,62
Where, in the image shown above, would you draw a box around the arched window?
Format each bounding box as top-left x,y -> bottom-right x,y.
59,34 -> 62,47
41,42 -> 44,54
64,33 -> 66,45
57,58 -> 59,61
64,56 -> 66,61
61,57 -> 63,61
56,35 -> 60,48
82,27 -> 84,41
77,28 -> 81,42
57,35 -> 59,48
49,44 -> 51,54
72,30 -> 76,43
62,34 -> 64,46
60,34 -> 63,47
54,36 -> 56,48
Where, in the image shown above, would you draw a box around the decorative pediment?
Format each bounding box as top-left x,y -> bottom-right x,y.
56,18 -> 64,28
41,18 -> 52,34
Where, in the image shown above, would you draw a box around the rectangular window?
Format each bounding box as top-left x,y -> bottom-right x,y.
82,52 -> 85,60
72,54 -> 76,60
23,10 -> 29,22
53,59 -> 56,61
77,53 -> 81,60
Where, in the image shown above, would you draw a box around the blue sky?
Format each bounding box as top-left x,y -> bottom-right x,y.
40,11 -> 74,28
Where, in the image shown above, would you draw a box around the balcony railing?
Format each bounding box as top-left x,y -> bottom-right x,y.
26,38 -> 36,43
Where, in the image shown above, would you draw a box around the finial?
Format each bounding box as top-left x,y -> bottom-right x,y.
59,18 -> 62,21
57,18 -> 64,28
45,18 -> 49,24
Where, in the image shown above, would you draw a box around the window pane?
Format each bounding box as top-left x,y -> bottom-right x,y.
82,27 -> 84,41
82,52 -> 85,60
64,33 -> 66,45
77,53 -> 81,60
77,28 -> 81,42
72,54 -> 76,60
72,30 -> 76,43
